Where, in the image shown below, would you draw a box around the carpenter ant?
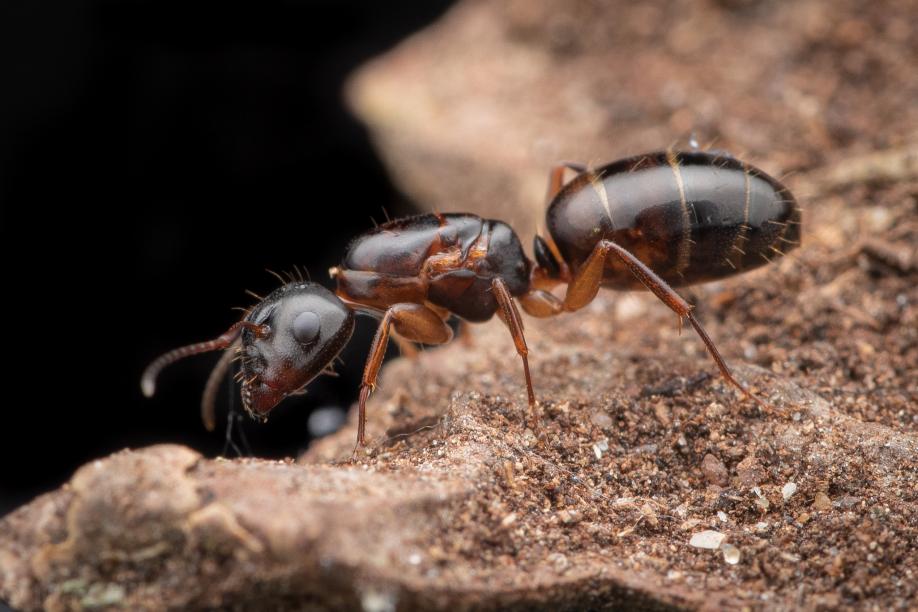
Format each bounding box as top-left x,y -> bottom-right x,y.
142,149 -> 801,451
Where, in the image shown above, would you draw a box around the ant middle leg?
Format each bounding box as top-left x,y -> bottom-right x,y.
564,239 -> 765,407
356,303 -> 453,453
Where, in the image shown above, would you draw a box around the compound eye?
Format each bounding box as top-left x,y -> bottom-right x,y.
292,311 -> 321,344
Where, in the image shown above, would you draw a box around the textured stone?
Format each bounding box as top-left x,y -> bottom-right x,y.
701,454 -> 729,487
4,0 -> 918,608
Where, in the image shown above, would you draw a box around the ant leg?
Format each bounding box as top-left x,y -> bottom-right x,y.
356,303 -> 453,453
565,239 -> 765,407
546,162 -> 588,205
491,278 -> 539,428
562,239 -> 610,312
519,288 -> 563,318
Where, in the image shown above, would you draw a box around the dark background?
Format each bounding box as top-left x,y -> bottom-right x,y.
1,1 -> 454,515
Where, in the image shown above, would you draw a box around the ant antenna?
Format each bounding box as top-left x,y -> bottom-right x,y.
141,321 -> 268,398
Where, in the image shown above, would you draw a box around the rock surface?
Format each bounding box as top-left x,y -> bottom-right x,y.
2,236 -> 916,609
3,0 -> 918,609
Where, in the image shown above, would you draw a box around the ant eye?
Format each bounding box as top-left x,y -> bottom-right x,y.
292,311 -> 320,344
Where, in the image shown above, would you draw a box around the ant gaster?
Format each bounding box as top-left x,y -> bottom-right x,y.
142,150 -> 801,451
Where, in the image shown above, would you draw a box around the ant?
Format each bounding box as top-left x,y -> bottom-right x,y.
142,149 -> 801,452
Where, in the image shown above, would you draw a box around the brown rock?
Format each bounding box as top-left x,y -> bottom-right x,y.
3,292 -> 917,609
812,492 -> 833,511
701,453 -> 729,486
4,0 -> 918,608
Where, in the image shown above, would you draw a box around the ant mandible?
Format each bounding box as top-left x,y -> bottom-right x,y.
142,149 -> 801,451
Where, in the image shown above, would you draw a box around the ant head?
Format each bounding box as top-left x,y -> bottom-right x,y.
238,282 -> 354,420
141,282 -> 354,423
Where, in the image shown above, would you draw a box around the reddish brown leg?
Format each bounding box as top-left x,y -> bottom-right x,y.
356,303 -> 453,454
562,240 -> 608,312
519,288 -> 563,318
546,162 -> 588,205
564,239 -> 765,407
491,278 -> 539,428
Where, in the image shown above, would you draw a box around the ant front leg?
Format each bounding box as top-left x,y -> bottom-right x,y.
356,303 -> 453,454
564,239 -> 766,407
491,278 -> 540,430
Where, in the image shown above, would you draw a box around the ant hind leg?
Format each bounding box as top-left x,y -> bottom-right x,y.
563,239 -> 767,407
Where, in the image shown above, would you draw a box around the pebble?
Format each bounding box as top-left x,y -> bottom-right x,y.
654,402 -> 671,427
558,510 -> 581,524
752,487 -> 771,512
592,439 -> 609,459
590,411 -> 613,428
782,482 -> 798,501
812,492 -> 832,511
689,530 -> 726,549
722,543 -> 742,565
702,453 -> 729,486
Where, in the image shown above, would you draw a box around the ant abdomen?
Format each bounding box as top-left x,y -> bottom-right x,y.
546,150 -> 801,288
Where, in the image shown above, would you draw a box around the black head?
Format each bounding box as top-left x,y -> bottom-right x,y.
141,281 -> 354,424
238,282 -> 354,419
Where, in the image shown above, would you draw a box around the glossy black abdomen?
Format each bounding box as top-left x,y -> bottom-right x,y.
546,151 -> 801,288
